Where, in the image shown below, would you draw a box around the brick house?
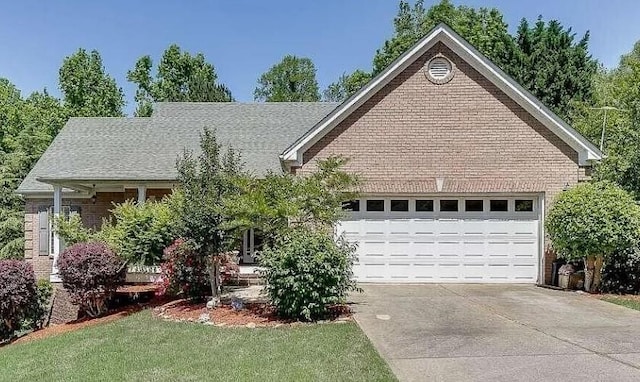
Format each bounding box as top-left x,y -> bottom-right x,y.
18,24 -> 601,285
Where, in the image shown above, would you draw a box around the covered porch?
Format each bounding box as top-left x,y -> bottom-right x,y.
27,178 -> 259,282
29,178 -> 174,281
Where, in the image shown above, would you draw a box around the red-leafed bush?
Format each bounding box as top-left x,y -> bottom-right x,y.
0,260 -> 37,341
57,242 -> 126,317
158,239 -> 240,300
158,239 -> 210,299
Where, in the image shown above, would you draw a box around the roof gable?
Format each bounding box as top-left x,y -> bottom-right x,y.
281,23 -> 602,166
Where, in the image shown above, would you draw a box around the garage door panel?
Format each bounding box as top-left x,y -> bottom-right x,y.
413,241 -> 436,257
389,220 -> 412,234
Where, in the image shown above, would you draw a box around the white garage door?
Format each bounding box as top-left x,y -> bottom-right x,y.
337,196 -> 541,283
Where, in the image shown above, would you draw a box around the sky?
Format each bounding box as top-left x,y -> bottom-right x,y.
0,0 -> 638,115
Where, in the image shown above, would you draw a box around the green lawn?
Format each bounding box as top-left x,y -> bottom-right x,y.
0,310 -> 396,382
601,296 -> 640,311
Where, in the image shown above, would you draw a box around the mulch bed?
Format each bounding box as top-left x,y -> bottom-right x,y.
10,299 -> 352,346
153,299 -> 353,327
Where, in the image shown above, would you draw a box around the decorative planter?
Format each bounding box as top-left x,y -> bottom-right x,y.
558,273 -> 584,290
126,265 -> 162,283
558,274 -> 570,289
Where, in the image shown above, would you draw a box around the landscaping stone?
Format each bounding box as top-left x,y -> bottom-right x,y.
206,298 -> 219,309
246,322 -> 256,328
198,313 -> 210,323
221,285 -> 266,304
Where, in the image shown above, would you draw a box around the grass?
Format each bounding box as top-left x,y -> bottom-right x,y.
601,295 -> 640,311
0,310 -> 396,382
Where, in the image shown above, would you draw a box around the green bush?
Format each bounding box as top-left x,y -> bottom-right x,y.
22,279 -> 53,331
259,228 -> 359,321
546,181 -> 640,291
602,247 -> 640,294
100,199 -> 179,266
54,213 -> 93,246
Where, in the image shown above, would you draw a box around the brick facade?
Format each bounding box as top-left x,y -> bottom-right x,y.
297,42 -> 590,284
24,189 -> 171,280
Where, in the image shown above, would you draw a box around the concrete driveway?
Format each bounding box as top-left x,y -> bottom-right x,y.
352,284 -> 640,382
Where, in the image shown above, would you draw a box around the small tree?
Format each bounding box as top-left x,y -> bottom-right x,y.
225,156 -> 359,245
172,128 -> 243,302
546,181 -> 640,292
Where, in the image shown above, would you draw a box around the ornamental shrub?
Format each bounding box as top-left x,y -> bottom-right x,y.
601,247 -> 640,294
54,213 -> 94,246
100,199 -> 179,266
158,239 -> 210,299
259,228 -> 359,321
26,279 -> 54,330
0,260 -> 37,341
57,242 -> 126,317
546,181 -> 640,292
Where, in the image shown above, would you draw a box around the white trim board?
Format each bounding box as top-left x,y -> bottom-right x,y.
280,23 -> 603,167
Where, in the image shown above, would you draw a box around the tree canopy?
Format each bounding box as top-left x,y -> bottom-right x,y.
509,18 -> 597,121
571,41 -> 640,198
59,49 -> 125,117
127,44 -> 234,116
254,55 -> 320,102
324,0 -> 597,122
0,81 -> 68,259
373,0 -> 517,77
323,70 -> 372,102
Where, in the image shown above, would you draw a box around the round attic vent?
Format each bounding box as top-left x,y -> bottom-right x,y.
425,56 -> 454,84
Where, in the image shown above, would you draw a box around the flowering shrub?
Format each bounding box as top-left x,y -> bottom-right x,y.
57,242 -> 126,317
0,260 -> 37,341
259,228 -> 359,321
158,239 -> 210,299
158,239 -> 240,300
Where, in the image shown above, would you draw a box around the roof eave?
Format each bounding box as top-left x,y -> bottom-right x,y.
281,23 -> 603,166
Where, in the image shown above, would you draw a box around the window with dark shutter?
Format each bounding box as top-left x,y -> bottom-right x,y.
38,206 -> 50,256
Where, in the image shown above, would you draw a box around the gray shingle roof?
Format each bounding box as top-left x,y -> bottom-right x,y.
17,102 -> 339,194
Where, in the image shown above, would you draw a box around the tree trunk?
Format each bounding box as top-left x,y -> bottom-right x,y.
208,255 -> 221,305
592,255 -> 604,292
584,255 -> 595,292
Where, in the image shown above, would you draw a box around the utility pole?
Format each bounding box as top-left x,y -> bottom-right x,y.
590,106 -> 627,152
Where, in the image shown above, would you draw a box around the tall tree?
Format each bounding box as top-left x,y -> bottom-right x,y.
0,80 -> 67,259
254,55 -> 320,102
510,18 -> 597,122
573,41 -> 640,198
370,0 -> 596,123
59,49 -> 125,117
372,0 -> 517,77
323,69 -> 372,102
127,44 -> 233,116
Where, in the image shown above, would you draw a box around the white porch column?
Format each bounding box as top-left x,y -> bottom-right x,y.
50,185 -> 62,282
137,185 -> 146,204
